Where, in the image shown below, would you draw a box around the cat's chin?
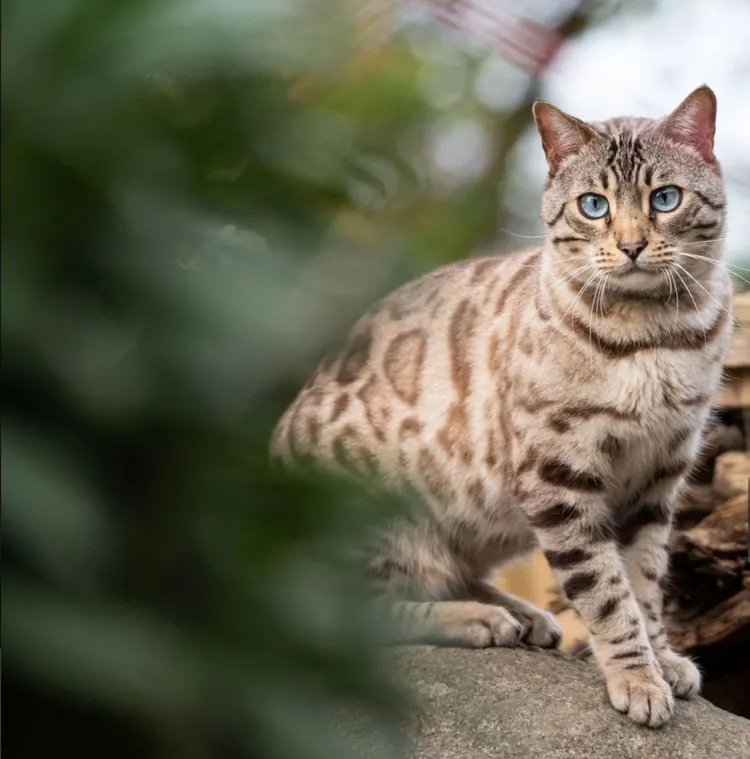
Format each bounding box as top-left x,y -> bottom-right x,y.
605,267 -> 669,298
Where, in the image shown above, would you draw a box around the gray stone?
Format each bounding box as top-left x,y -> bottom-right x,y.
353,646 -> 750,758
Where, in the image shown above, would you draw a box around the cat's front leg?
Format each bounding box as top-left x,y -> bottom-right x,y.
619,481 -> 701,699
526,490 -> 673,727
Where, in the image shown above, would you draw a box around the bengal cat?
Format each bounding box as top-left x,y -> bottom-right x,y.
271,86 -> 732,727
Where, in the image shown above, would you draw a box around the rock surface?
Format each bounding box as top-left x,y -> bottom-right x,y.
346,646 -> 750,758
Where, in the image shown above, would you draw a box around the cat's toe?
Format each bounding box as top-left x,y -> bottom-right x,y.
657,650 -> 701,699
522,610 -> 562,648
606,666 -> 674,728
481,607 -> 526,647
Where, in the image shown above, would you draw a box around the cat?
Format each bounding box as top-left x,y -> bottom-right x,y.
270,86 -> 731,727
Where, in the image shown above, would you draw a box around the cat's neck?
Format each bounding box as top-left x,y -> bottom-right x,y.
537,246 -> 728,344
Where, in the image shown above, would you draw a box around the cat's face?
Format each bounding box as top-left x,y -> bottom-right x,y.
534,87 -> 725,297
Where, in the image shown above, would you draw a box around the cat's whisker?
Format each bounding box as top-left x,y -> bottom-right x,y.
673,262 -> 738,328
667,270 -> 680,330
678,236 -> 728,246
590,274 -> 610,366
498,229 -> 547,240
671,265 -> 708,345
679,251 -> 750,281
541,267 -> 598,355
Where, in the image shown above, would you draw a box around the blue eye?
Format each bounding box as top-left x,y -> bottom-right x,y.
650,185 -> 682,212
578,193 -> 609,219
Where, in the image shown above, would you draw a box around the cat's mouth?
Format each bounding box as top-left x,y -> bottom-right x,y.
612,261 -> 664,277
605,262 -> 670,294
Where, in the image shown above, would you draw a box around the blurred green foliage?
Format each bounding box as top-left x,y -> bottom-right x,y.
1,0 -> 587,756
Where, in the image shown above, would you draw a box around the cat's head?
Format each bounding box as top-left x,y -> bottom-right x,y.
533,86 -> 725,297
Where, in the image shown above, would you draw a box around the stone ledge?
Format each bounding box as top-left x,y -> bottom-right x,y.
343,646 -> 750,758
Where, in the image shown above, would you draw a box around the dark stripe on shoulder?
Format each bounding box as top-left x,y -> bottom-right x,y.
495,252 -> 539,315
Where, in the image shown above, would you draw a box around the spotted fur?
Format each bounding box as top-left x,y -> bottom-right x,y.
271,86 -> 732,727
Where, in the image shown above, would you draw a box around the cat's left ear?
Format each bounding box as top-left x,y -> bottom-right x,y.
662,85 -> 717,164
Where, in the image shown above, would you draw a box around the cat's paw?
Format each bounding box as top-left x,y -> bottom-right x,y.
606,666 -> 674,728
461,605 -> 526,648
657,650 -> 701,699
517,608 -> 562,648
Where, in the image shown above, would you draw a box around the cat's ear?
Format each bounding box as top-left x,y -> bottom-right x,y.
532,101 -> 601,175
662,85 -> 717,164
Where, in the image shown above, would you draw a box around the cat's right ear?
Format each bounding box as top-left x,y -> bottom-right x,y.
533,101 -> 601,175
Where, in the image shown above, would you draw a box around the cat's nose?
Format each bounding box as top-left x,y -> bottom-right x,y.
617,239 -> 647,261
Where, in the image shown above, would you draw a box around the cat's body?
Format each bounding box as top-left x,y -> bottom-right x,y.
271,87 -> 732,727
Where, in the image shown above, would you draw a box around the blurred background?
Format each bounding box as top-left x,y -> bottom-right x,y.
3,1 -> 749,757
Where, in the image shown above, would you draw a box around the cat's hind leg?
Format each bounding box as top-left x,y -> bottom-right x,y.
386,598 -> 527,648
462,580 -> 563,648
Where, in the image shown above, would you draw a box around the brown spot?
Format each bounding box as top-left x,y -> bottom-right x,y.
548,416 -> 571,434
528,501 -> 581,530
682,393 -> 710,407
609,575 -> 623,586
330,394 -> 350,423
549,402 -> 639,428
332,426 -> 360,471
515,446 -> 539,475
667,426 -> 693,454
399,417 -> 422,439
518,389 -> 555,414
599,434 -> 624,457
336,327 -> 373,384
485,425 -> 498,470
535,294 -> 551,322
518,327 -> 534,356
487,333 -> 500,374
616,502 -> 671,545
418,448 -> 454,502
470,257 -> 501,284
307,416 -> 321,446
332,425 -> 379,478
563,571 -> 598,600
609,629 -> 638,645
583,519 -> 616,543
448,300 -> 478,398
649,459 -> 689,483
545,548 -> 592,569
641,567 -> 659,582
597,595 -> 623,622
610,648 -> 646,661
537,459 -> 605,492
383,329 -> 427,405
495,252 -> 538,315
467,478 -> 485,509
357,376 -> 391,442
437,404 -> 473,465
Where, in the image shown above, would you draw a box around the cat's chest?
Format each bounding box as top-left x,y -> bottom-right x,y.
589,348 -> 720,419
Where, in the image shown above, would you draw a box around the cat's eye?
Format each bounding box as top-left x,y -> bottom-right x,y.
578,193 -> 609,219
650,185 -> 682,213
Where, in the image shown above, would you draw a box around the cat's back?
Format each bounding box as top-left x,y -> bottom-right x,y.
270,248 -> 540,477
